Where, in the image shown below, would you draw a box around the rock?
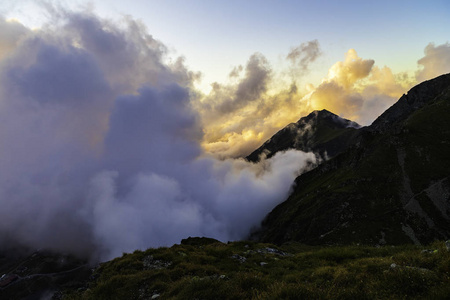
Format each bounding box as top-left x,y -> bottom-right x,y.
143,255 -> 172,270
390,263 -> 431,273
231,254 -> 246,263
445,240 -> 450,251
256,247 -> 290,256
421,249 -> 438,254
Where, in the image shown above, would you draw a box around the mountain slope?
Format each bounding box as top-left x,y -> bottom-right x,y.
246,109 -> 360,162
66,239 -> 450,300
254,73 -> 450,246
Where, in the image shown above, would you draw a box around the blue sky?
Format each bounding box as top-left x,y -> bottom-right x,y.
4,0 -> 450,92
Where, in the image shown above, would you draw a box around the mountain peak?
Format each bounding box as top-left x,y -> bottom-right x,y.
300,109 -> 360,129
303,109 -> 335,121
311,108 -> 333,115
246,109 -> 360,162
254,73 -> 450,247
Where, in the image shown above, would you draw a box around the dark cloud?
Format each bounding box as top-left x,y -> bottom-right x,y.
214,53 -> 271,114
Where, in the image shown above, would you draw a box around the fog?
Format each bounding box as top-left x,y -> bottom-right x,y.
0,9 -> 316,260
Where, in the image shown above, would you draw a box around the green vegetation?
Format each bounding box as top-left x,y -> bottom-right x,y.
65,239 -> 450,299
256,77 -> 450,247
403,94 -> 450,192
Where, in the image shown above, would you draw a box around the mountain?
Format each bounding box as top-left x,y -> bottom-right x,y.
3,74 -> 450,299
0,248 -> 90,299
60,239 -> 450,299
246,109 -> 360,162
253,73 -> 450,246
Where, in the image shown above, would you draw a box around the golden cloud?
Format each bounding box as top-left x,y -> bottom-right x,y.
199,48 -> 418,158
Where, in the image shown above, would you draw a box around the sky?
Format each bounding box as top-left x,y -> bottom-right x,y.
4,1 -> 450,89
0,1 -> 449,260
4,0 -> 449,156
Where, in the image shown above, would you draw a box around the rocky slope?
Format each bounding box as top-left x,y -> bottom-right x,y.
254,73 -> 450,246
246,109 -> 360,162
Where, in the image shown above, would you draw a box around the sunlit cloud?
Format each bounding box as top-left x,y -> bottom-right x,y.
197,43 -> 321,158
199,47 -> 416,157
306,49 -> 415,124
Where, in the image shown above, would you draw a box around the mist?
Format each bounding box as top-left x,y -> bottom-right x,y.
0,9 -> 316,260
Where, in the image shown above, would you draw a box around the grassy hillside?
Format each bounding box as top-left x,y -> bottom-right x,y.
64,238 -> 450,299
254,74 -> 450,246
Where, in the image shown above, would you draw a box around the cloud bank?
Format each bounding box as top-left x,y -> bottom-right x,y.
0,9 -> 316,260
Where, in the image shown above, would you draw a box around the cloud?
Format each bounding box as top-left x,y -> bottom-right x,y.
0,18 -> 29,60
2,5 -> 444,261
327,48 -> 374,89
307,49 -> 413,124
86,150 -> 315,258
416,42 -> 450,82
287,39 -> 321,77
309,81 -> 364,120
0,9 -> 316,261
204,53 -> 271,116
197,47 -> 317,158
197,45 -> 414,157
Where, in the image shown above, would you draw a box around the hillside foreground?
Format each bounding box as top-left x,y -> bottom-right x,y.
55,238 -> 450,299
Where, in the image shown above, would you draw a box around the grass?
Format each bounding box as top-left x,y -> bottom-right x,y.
63,239 -> 450,299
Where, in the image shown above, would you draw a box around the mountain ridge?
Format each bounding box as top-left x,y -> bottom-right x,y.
246,109 -> 360,163
2,74 -> 450,299
371,73 -> 450,132
253,73 -> 450,246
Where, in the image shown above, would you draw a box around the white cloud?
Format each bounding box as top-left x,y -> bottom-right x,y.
0,9 -> 316,261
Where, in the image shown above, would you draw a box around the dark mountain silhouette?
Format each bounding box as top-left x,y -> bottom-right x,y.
253,73 -> 450,246
246,109 -> 360,162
